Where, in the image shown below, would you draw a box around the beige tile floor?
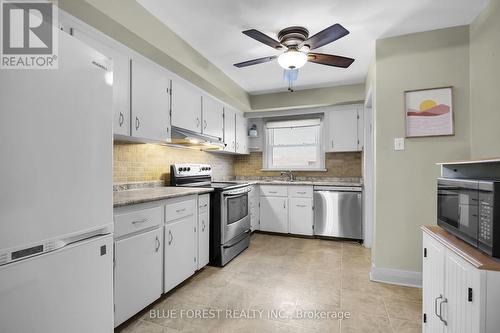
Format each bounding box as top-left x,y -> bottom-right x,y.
116,233 -> 422,333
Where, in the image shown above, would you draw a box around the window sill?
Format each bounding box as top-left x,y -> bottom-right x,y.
260,168 -> 327,172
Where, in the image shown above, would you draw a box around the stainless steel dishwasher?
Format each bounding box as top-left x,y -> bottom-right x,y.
313,186 -> 363,240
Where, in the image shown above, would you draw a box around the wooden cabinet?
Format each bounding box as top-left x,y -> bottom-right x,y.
70,28 -> 130,136
260,196 -> 288,233
236,113 -> 249,154
422,229 -> 500,333
289,198 -> 313,236
325,107 -> 361,152
202,95 -> 224,140
114,227 -> 163,327
171,79 -> 202,133
197,194 -> 210,269
130,60 -> 171,142
223,107 -> 236,152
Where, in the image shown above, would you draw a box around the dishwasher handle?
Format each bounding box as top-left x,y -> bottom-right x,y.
313,186 -> 362,192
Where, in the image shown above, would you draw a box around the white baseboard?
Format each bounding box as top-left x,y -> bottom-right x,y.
370,264 -> 422,288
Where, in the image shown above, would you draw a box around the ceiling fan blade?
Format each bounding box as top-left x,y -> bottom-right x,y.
242,29 -> 284,49
233,56 -> 277,68
300,24 -> 349,50
307,53 -> 355,68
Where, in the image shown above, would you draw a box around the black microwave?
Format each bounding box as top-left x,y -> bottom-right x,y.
437,178 -> 500,258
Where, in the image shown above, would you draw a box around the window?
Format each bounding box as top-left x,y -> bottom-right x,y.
264,118 -> 324,170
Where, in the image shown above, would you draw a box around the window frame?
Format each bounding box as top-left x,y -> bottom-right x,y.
263,119 -> 326,171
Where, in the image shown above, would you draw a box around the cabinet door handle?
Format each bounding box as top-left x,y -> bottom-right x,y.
155,236 -> 160,252
296,204 -> 306,208
331,140 -> 334,148
135,116 -> 140,130
434,295 -> 441,320
204,120 -> 207,129
202,220 -> 205,232
439,296 -> 448,326
168,230 -> 173,245
196,117 -> 200,128
283,200 -> 286,209
268,191 -> 277,194
297,191 -> 306,194
119,112 -> 124,127
132,218 -> 148,225
232,141 -> 235,148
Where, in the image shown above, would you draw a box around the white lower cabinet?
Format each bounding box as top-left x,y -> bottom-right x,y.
422,231 -> 500,333
260,196 -> 288,233
164,216 -> 196,293
114,228 -> 163,327
289,197 -> 314,236
197,194 -> 210,269
259,185 -> 313,235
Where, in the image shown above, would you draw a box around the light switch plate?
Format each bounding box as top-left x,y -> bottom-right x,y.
394,137 -> 405,151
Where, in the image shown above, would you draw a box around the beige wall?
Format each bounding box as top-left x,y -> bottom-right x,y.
113,143 -> 234,183
58,0 -> 251,111
469,0 -> 500,159
249,84 -> 365,111
234,152 -> 362,178
373,26 -> 471,272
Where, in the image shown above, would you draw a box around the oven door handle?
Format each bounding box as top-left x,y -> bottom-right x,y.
222,230 -> 251,249
223,191 -> 250,198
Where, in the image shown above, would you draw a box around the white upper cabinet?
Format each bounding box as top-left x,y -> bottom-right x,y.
130,60 -> 171,142
236,113 -> 249,154
223,107 -> 236,152
70,28 -> 130,136
201,95 -> 224,140
171,79 -> 202,133
325,107 -> 360,152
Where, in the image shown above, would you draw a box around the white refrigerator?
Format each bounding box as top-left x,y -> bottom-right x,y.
0,30 -> 114,333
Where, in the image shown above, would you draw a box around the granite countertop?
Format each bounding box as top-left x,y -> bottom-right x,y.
113,187 -> 213,207
220,179 -> 363,187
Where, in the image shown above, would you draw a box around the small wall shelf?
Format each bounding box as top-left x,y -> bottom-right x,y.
438,157 -> 500,178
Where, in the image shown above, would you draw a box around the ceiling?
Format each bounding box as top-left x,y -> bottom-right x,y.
137,0 -> 488,95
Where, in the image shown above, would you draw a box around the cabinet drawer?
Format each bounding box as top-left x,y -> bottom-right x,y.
165,196 -> 197,223
114,205 -> 163,239
288,186 -> 313,198
198,194 -> 209,213
260,185 -> 287,197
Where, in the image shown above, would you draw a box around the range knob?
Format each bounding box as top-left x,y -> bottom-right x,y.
187,167 -> 191,171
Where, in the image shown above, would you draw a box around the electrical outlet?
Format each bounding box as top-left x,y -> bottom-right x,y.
394,137 -> 405,151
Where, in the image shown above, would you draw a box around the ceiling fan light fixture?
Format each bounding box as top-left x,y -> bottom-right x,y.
277,50 -> 307,70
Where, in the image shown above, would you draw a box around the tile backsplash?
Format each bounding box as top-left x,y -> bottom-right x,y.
234,152 -> 362,178
113,143 -> 362,184
113,142 -> 234,184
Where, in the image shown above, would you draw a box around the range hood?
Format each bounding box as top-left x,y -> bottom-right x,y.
170,126 -> 225,150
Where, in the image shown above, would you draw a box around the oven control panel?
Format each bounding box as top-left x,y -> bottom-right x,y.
172,164 -> 212,177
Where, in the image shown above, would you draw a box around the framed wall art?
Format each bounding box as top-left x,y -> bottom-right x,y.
405,86 -> 454,138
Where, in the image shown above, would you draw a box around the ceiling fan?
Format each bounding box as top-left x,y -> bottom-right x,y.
233,24 -> 354,91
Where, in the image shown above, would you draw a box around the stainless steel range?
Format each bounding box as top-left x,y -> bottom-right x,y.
170,164 -> 251,266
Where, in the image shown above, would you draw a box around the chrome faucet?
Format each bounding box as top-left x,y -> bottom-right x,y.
281,170 -> 295,182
